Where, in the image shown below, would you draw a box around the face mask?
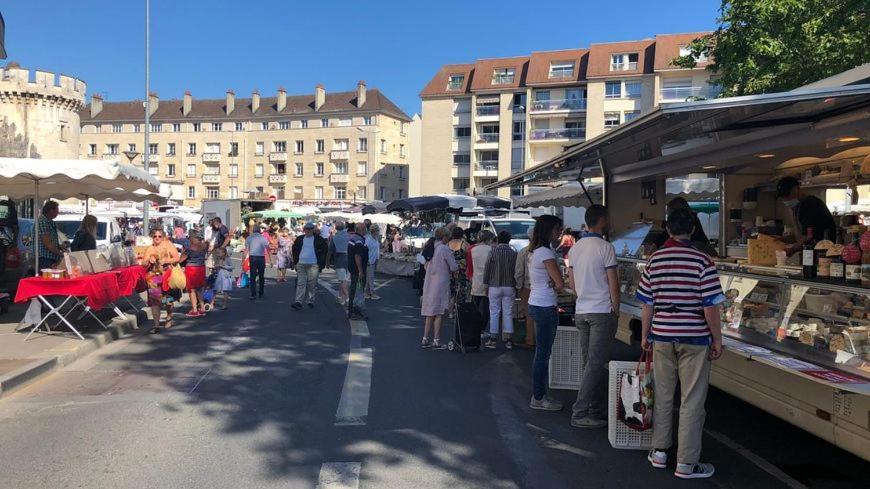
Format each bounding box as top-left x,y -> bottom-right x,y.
783,199 -> 799,209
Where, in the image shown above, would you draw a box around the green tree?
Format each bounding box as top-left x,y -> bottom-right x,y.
673,0 -> 870,96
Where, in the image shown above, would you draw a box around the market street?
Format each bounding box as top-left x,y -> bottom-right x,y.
0,269 -> 867,488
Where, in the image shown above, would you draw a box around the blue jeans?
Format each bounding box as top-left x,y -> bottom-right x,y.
528,305 -> 558,400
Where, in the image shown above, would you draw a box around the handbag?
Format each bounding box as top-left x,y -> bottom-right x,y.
237,272 -> 249,288
617,350 -> 654,432
167,265 -> 187,290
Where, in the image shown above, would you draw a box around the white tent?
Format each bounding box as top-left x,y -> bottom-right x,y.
0,157 -> 161,273
319,211 -> 401,227
512,182 -> 602,208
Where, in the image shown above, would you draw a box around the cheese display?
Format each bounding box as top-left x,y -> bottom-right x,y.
747,234 -> 788,265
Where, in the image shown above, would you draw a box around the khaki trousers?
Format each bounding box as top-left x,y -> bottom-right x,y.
652,341 -> 711,465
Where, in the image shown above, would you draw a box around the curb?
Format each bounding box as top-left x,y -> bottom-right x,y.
0,310 -> 146,398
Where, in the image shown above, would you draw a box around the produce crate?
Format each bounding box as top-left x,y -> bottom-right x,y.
549,325 -> 584,390
608,360 -> 654,450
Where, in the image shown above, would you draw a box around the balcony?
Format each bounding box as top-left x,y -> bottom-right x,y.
476,133 -> 499,143
610,62 -> 638,71
659,86 -> 721,102
473,162 -> 498,177
329,174 -> 349,183
529,98 -> 587,114
269,174 -> 288,184
147,153 -> 159,162
202,153 -> 221,163
330,150 -> 349,160
529,127 -> 586,142
269,152 -> 287,162
476,105 -> 499,117
202,174 -> 220,184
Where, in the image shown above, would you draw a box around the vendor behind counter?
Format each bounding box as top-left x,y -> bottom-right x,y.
776,176 -> 837,254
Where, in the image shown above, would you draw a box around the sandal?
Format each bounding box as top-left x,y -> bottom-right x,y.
186,311 -> 200,317
164,320 -> 174,329
150,326 -> 161,334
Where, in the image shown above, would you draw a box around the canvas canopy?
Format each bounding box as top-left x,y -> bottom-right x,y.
512,182 -> 603,208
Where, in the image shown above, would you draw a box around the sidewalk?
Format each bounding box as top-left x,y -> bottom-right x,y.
0,298 -> 145,398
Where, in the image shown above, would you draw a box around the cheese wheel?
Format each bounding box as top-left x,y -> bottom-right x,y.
748,237 -> 788,265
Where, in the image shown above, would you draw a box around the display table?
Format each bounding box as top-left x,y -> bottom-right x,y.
377,253 -> 416,277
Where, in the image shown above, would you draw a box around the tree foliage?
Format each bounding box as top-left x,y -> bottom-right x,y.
673,0 -> 870,96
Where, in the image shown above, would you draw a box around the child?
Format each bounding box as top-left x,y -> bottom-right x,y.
210,247 -> 233,310
145,262 -> 181,333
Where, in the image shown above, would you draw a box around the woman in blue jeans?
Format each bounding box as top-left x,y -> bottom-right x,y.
526,215 -> 566,411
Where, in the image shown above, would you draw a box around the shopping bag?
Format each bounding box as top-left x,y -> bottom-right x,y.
237,272 -> 249,288
242,257 -> 250,272
617,351 -> 654,432
167,265 -> 187,290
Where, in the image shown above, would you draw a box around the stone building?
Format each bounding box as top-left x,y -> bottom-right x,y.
0,62 -> 86,159
79,82 -> 411,208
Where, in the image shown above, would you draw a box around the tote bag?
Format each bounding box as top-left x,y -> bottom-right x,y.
617,350 -> 654,432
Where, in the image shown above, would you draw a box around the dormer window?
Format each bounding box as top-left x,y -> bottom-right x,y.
492,68 -> 515,85
447,74 -> 465,91
549,62 -> 574,79
610,53 -> 639,71
679,46 -> 707,63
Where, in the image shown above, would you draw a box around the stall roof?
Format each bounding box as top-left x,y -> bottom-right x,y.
387,195 -> 477,213
487,83 -> 870,189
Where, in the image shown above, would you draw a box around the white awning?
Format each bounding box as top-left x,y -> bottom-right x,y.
512,182 -> 602,208
0,157 -> 161,200
665,177 -> 719,200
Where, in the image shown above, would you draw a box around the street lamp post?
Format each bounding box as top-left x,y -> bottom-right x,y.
142,0 -> 151,232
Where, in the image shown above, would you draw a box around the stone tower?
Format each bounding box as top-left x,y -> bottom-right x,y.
0,62 -> 86,159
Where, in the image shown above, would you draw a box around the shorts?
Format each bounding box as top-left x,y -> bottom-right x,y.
335,268 -> 348,282
185,265 -> 206,290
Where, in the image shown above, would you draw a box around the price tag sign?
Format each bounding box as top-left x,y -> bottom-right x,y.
729,277 -> 759,304
782,284 -> 809,326
749,291 -> 769,303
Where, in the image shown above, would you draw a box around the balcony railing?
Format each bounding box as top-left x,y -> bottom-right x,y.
330,150 -> 349,160
548,71 -> 575,80
659,86 -> 720,101
610,62 -> 638,71
329,174 -> 349,183
202,153 -> 221,162
476,105 -> 499,116
202,174 -> 220,184
269,174 -> 288,184
147,153 -> 159,162
477,133 -> 499,143
102,154 -> 118,160
530,98 -> 587,112
475,163 -> 498,172
529,127 -> 586,140
269,152 -> 287,162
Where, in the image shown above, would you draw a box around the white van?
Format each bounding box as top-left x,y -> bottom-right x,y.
53,214 -> 124,248
457,216 -> 536,252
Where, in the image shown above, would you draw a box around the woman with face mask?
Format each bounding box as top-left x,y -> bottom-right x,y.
776,176 -> 837,255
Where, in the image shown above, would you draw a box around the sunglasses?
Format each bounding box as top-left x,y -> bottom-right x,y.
152,235 -> 164,239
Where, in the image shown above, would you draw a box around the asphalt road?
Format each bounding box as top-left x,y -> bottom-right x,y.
0,266 -> 867,488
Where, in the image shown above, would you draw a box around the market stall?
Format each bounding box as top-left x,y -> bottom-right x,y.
486,82 -> 870,460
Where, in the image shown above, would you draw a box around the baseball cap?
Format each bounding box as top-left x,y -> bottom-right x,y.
303,222 -> 316,230
776,176 -> 800,198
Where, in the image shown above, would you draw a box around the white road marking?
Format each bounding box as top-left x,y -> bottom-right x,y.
704,428 -> 808,489
348,319 -> 369,337
373,276 -> 397,291
335,348 -> 372,426
187,368 -> 211,394
316,462 -> 361,489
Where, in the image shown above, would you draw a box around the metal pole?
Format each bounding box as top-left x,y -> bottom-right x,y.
33,180 -> 38,275
142,0 -> 151,232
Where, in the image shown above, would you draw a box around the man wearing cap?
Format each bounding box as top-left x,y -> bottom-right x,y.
776,176 -> 837,254
291,222 -> 328,309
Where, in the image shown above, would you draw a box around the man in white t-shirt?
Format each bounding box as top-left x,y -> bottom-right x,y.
567,204 -> 620,429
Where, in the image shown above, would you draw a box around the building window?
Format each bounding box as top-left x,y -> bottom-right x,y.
167,164 -> 176,176
478,150 -> 499,164
314,187 -> 324,199
204,163 -> 220,175
172,123 -> 181,132
210,123 -> 221,131
549,61 -> 574,79
295,162 -> 303,176
511,147 -> 524,172
255,142 -> 265,155
206,186 -> 219,199
294,186 -> 303,196
273,141 -> 287,153
321,118 -> 329,128
357,138 -> 368,152
187,164 -> 197,177
148,143 -> 158,155
333,162 -> 348,174
301,119 -> 308,128
610,53 -> 639,71
235,122 -> 244,131
279,121 -> 291,130
512,121 -> 525,141
623,110 -> 640,123
205,142 -> 220,154
106,144 -> 119,155
295,140 -> 304,154
380,139 -> 387,154
88,144 -> 97,156
229,164 -> 238,177
127,143 -> 136,153
229,186 -> 238,199
453,153 -> 470,165
454,126 -> 471,138
133,124 -> 141,132
150,123 -> 161,132
167,143 -> 176,155
338,118 -> 351,127
315,162 -> 324,176
357,186 -> 367,199
187,186 -> 196,199
357,161 -> 367,175
229,142 -> 239,156
261,122 -> 269,130
273,163 -> 286,174
492,68 -> 515,85
679,45 -> 707,62
315,140 -> 324,153
333,139 -> 349,151
193,123 -> 202,132
93,124 -> 102,134
255,164 -> 264,177
447,74 -> 465,90
604,112 -> 620,129
605,81 -> 622,99
334,187 -> 347,200
187,143 -> 197,155
398,166 -> 405,180
400,144 -> 406,158
363,116 -> 372,125
625,80 -> 642,98
112,123 -> 122,133
379,186 -> 386,201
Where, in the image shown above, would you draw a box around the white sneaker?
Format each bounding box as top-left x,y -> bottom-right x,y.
675,463 -> 715,479
529,395 -> 563,411
647,449 -> 667,469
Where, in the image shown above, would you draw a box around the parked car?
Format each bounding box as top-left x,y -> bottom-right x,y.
53,214 -> 123,248
457,216 -> 536,251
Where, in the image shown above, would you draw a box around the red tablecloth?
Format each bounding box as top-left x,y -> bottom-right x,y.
111,265 -> 148,296
15,272 -> 122,310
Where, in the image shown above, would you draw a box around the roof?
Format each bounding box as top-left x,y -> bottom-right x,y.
419,63 -> 475,97
587,39 -> 655,78
81,88 -> 411,123
653,32 -> 712,71
526,49 -> 588,86
795,63 -> 870,91
469,56 -> 529,92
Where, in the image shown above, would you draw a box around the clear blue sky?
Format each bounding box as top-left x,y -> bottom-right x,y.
3,0 -> 721,116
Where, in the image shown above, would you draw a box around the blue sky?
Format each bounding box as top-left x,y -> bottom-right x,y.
3,0 -> 721,116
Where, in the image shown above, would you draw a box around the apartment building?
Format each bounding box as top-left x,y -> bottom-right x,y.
79,82 -> 411,207
418,32 -> 716,197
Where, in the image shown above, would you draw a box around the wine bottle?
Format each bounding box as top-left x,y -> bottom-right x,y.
816,229 -> 831,281
802,227 -> 816,280
829,229 -> 845,284
861,244 -> 870,288
844,229 -> 862,285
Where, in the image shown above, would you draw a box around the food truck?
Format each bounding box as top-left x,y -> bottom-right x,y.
488,74 -> 870,460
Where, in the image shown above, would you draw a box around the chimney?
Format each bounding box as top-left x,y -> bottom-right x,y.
226,90 -> 235,115
356,80 -> 366,108
90,93 -> 103,118
148,92 -> 159,116
182,90 -> 192,116
277,87 -> 287,112
315,83 -> 325,111
251,89 -> 260,113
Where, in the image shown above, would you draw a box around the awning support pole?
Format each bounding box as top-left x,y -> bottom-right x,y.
576,161 -> 594,207
33,180 -> 38,275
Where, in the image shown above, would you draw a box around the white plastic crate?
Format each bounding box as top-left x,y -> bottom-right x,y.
607,360 -> 654,450
548,326 -> 584,390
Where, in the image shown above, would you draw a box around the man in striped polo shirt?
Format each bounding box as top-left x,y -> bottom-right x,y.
637,207 -> 725,480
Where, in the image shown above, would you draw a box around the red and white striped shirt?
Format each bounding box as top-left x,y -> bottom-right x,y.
636,239 -> 724,341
